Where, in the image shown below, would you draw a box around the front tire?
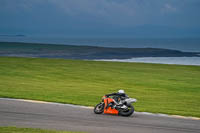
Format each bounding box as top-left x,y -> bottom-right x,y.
94,103 -> 105,114
119,105 -> 134,117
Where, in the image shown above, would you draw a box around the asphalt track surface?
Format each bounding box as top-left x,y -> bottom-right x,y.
0,99 -> 200,133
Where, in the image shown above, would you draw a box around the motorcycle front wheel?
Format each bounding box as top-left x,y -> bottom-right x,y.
94,103 -> 105,114
119,105 -> 134,117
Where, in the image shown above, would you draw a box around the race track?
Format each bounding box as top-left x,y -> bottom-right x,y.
0,98 -> 199,133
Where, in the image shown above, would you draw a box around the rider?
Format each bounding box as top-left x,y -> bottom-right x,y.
105,90 -> 128,108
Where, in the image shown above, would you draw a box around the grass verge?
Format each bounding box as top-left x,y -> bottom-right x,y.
0,127 -> 82,133
0,57 -> 200,117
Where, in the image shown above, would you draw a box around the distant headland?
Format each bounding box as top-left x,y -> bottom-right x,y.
0,42 -> 199,59
0,34 -> 26,37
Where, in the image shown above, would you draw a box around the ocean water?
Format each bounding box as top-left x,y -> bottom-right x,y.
0,36 -> 200,52
97,57 -> 200,66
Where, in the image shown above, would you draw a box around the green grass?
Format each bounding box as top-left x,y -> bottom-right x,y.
0,127 -> 82,133
0,57 -> 200,117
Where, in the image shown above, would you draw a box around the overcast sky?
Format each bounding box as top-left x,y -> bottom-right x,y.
0,0 -> 200,38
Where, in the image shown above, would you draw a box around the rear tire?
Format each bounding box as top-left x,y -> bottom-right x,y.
94,103 -> 104,114
119,105 -> 134,117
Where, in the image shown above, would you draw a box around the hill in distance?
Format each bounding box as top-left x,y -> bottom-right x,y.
0,42 -> 199,59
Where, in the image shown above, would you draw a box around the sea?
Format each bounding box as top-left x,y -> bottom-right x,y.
0,36 -> 200,66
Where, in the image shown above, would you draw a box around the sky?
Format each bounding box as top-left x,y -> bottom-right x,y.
0,0 -> 200,38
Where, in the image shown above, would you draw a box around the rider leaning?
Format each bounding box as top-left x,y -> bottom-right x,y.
105,90 -> 128,106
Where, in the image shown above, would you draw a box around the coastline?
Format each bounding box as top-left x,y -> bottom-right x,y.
1,41 -> 200,66
95,57 -> 200,66
0,41 -> 199,59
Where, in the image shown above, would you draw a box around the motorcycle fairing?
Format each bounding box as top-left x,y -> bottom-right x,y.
104,98 -> 118,115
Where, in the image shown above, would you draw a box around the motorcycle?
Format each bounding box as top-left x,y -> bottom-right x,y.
94,95 -> 137,116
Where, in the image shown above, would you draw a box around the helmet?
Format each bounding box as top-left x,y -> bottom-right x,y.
118,90 -> 125,94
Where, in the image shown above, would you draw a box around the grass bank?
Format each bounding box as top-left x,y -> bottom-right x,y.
0,127 -> 82,133
0,57 -> 200,117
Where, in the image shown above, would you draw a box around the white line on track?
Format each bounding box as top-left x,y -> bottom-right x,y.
0,98 -> 199,120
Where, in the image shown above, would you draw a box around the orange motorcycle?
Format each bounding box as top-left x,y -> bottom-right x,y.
94,95 -> 137,116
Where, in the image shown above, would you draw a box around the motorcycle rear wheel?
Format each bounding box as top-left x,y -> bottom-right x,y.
119,105 -> 134,117
94,103 -> 105,114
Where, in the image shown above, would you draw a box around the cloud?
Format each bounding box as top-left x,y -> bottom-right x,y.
47,0 -> 200,27
47,0 -> 158,26
1,0 -> 198,26
0,0 -> 199,37
162,3 -> 177,13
